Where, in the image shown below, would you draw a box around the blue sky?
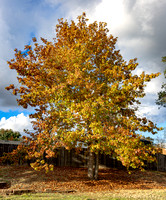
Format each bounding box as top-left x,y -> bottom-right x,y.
0,0 -> 166,143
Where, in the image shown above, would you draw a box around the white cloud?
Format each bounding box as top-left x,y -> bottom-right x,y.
0,113 -> 33,134
137,105 -> 159,118
145,78 -> 161,94
88,0 -> 127,32
137,100 -> 166,123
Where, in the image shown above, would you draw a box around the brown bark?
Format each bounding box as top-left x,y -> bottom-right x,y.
88,151 -> 99,180
88,151 -> 94,179
94,153 -> 99,180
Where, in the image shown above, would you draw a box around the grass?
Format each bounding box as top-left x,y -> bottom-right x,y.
0,190 -> 166,200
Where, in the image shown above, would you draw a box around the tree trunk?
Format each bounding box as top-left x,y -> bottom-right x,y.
88,151 -> 99,180
88,151 -> 94,179
94,153 -> 99,180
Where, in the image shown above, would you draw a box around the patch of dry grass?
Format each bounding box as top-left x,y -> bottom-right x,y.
0,190 -> 166,200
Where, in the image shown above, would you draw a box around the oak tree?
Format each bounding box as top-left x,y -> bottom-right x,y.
6,13 -> 161,179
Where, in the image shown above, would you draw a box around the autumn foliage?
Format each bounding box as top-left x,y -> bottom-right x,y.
6,13 -> 161,179
0,144 -> 28,165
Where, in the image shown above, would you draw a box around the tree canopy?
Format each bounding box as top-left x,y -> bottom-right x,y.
156,56 -> 166,107
0,128 -> 21,141
6,13 -> 161,179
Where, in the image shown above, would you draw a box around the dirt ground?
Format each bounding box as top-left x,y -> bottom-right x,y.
0,165 -> 166,193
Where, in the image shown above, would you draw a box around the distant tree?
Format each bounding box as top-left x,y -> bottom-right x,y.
0,128 -> 21,141
155,127 -> 166,148
155,136 -> 166,148
156,56 -> 166,107
6,13 -> 161,179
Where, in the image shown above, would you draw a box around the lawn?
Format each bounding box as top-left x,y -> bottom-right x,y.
0,165 -> 166,199
0,190 -> 166,200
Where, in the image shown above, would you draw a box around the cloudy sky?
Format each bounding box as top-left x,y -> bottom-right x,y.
0,0 -> 166,141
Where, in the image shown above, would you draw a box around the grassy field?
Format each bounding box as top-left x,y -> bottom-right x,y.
0,190 -> 166,200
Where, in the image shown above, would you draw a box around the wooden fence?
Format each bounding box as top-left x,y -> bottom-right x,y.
45,148 -> 166,171
46,148 -> 125,169
0,140 -> 20,157
156,153 -> 166,171
0,140 -> 166,171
